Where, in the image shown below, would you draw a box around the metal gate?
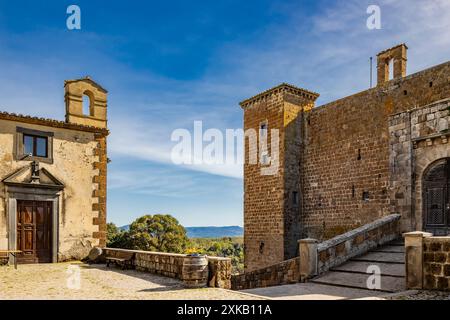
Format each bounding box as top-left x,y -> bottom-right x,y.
423,158 -> 450,235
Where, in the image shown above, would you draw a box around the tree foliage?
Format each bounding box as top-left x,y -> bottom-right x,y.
107,214 -> 188,253
106,216 -> 243,273
187,237 -> 244,274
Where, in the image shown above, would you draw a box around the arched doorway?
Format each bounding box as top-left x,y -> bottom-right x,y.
423,158 -> 450,235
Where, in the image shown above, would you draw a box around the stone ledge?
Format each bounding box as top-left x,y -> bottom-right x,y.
316,214 -> 401,274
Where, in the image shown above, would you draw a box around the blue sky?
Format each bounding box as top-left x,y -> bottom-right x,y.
1,0 -> 450,227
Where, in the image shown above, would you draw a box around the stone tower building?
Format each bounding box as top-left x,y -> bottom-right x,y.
242,44 -> 450,271
0,77 -> 108,264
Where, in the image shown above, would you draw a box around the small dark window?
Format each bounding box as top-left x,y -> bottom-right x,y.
362,191 -> 370,202
352,185 -> 355,198
357,149 -> 361,160
429,82 -> 433,88
259,241 -> 265,254
23,134 -> 48,158
292,191 -> 299,206
403,90 -> 408,95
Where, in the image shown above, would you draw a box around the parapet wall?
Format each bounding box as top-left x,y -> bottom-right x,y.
103,248 -> 231,289
315,214 -> 401,274
231,257 -> 300,290
231,214 -> 401,290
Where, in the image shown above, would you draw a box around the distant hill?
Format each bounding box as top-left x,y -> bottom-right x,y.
118,225 -> 243,238
185,226 -> 243,238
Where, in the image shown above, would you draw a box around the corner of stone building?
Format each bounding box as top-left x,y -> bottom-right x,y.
241,83 -> 320,271
64,76 -> 109,248
92,133 -> 108,247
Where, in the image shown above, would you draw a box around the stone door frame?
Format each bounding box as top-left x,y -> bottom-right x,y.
414,146 -> 450,234
6,185 -> 60,265
419,157 -> 450,235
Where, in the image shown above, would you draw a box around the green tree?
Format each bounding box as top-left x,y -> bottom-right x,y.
116,214 -> 188,253
106,222 -> 122,246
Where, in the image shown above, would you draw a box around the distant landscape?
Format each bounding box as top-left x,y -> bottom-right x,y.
119,225 -> 243,238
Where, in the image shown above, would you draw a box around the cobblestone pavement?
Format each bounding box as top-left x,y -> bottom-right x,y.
0,262 -> 264,300
386,290 -> 450,300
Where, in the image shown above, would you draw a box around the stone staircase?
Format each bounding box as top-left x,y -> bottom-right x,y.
310,238 -> 405,293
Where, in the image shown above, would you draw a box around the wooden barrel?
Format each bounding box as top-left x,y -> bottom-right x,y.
182,255 -> 209,288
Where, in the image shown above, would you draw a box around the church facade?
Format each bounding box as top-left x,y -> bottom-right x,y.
0,77 -> 108,264
241,44 -> 450,271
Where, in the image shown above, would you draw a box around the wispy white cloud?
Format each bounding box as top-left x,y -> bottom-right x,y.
1,0 -> 450,184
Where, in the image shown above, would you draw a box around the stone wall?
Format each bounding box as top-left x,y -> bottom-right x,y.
241,44 -> 450,272
207,257 -> 232,289
303,61 -> 450,240
241,84 -> 318,272
423,237 -> 450,290
389,98 -> 450,233
103,248 -> 232,289
231,256 -> 300,290
316,214 -> 401,274
405,232 -> 450,291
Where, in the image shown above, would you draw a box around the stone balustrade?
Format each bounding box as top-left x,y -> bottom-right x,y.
300,214 -> 401,279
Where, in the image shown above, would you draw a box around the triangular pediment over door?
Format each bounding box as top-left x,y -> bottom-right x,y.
2,162 -> 64,190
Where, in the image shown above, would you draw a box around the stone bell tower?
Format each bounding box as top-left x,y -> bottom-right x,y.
65,76 -> 108,128
65,76 -> 109,246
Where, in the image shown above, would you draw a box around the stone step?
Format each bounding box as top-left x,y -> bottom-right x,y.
351,251 -> 405,264
371,245 -> 405,253
311,271 -> 405,293
389,238 -> 405,246
330,261 -> 405,277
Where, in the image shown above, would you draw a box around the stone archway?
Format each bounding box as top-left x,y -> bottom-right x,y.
413,142 -> 450,234
421,158 -> 450,235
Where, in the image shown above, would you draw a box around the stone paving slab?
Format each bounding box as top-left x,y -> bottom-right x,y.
371,245 -> 405,253
351,251 -> 405,264
242,282 -> 387,300
389,239 -> 405,246
331,261 -> 405,277
311,271 -> 405,293
0,262 -> 263,300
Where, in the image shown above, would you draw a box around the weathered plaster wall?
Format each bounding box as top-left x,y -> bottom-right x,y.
0,119 -> 100,260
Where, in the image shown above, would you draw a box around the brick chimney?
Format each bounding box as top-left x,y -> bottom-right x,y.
377,44 -> 408,86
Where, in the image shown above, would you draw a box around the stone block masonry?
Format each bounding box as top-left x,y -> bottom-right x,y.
242,43 -> 450,272
92,133 -> 108,247
423,237 -> 450,290
241,83 -> 318,272
315,214 -> 401,275
389,98 -> 450,233
405,232 -> 450,291
231,257 -> 300,290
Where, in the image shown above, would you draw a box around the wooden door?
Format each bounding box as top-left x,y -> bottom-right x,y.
423,159 -> 450,236
17,201 -> 53,263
